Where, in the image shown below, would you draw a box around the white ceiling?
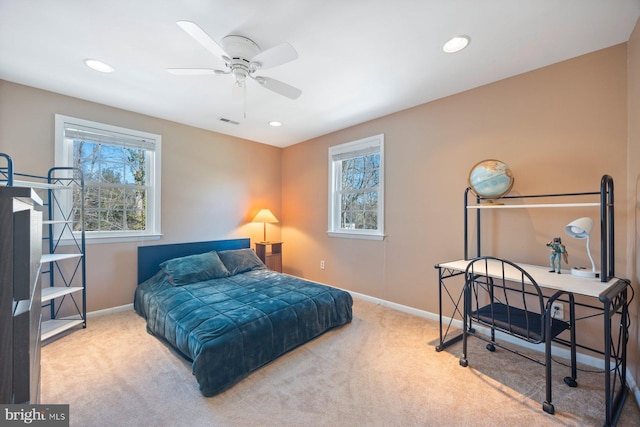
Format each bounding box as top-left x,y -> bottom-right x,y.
1,0 -> 639,148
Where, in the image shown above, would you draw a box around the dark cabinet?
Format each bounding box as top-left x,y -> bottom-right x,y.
0,187 -> 42,404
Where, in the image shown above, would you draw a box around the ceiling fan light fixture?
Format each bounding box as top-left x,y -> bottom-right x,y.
171,21 -> 302,101
443,35 -> 471,53
268,121 -> 282,127
233,68 -> 248,81
84,59 -> 114,73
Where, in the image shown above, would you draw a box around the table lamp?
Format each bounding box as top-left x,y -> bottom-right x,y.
252,208 -> 278,243
564,217 -> 598,278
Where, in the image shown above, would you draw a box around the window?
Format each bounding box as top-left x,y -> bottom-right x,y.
55,115 -> 161,242
328,134 -> 384,240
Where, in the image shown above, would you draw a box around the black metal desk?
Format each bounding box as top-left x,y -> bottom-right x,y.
434,259 -> 630,427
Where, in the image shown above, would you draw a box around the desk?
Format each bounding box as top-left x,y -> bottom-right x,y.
435,259 -> 630,426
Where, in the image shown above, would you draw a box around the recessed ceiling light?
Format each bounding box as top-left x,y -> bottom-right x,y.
268,121 -> 282,127
443,35 -> 470,54
84,59 -> 115,73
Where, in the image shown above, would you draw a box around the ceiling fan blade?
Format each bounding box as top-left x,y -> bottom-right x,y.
167,68 -> 217,75
255,76 -> 301,100
176,21 -> 228,59
251,43 -> 298,69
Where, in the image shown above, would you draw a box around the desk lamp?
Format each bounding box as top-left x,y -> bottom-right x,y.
252,209 -> 278,243
564,217 -> 598,278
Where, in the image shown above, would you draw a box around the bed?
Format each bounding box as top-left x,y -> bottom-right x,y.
133,238 -> 353,397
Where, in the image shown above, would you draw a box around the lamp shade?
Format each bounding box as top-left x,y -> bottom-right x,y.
252,209 -> 278,243
564,217 -> 593,239
564,217 -> 597,278
252,209 -> 278,224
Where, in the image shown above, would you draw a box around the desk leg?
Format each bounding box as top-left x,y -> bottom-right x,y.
602,286 -> 630,427
435,267 -> 464,352
437,266 -> 444,351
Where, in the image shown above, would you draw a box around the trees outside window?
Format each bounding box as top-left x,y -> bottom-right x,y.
55,115 -> 161,242
73,141 -> 146,232
328,134 -> 384,240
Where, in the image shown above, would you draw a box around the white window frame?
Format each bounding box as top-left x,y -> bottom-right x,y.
328,134 -> 385,240
54,114 -> 162,244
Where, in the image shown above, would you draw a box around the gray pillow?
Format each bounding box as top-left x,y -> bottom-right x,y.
217,248 -> 266,275
160,251 -> 230,286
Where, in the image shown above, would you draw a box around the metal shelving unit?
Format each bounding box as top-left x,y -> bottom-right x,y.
464,175 -> 615,283
1,153 -> 86,341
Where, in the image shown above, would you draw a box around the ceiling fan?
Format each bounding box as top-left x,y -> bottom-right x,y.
168,21 -> 302,101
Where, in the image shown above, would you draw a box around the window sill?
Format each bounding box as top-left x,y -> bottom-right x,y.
327,231 -> 385,241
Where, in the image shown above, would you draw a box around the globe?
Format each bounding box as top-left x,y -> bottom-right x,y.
468,159 -> 514,199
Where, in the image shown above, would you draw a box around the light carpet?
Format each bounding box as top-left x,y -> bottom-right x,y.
40,298 -> 640,427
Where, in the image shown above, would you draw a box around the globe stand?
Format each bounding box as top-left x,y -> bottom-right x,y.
478,198 -> 504,205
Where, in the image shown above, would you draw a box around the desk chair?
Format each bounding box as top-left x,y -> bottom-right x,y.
459,256 -> 578,415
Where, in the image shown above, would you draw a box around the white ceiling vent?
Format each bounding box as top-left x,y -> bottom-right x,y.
218,117 -> 240,125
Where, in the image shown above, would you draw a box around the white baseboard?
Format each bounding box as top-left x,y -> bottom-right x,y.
632,375 -> 640,408
349,290 -> 640,409
86,303 -> 133,318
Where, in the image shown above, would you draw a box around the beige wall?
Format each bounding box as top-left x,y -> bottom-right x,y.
282,43 -> 634,379
627,18 -> 640,395
0,81 -> 282,312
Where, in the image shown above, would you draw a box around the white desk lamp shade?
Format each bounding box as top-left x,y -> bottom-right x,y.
564,217 -> 597,278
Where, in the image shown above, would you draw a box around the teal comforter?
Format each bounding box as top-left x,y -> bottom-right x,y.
134,269 -> 353,396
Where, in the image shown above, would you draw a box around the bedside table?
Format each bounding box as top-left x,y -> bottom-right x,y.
255,242 -> 283,272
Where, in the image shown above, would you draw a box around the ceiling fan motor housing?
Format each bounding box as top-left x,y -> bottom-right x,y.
221,35 -> 262,83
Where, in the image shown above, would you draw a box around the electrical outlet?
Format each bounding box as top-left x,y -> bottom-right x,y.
320,260 -> 325,270
551,302 -> 564,320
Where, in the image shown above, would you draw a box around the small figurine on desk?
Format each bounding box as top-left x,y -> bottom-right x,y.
546,237 -> 568,274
